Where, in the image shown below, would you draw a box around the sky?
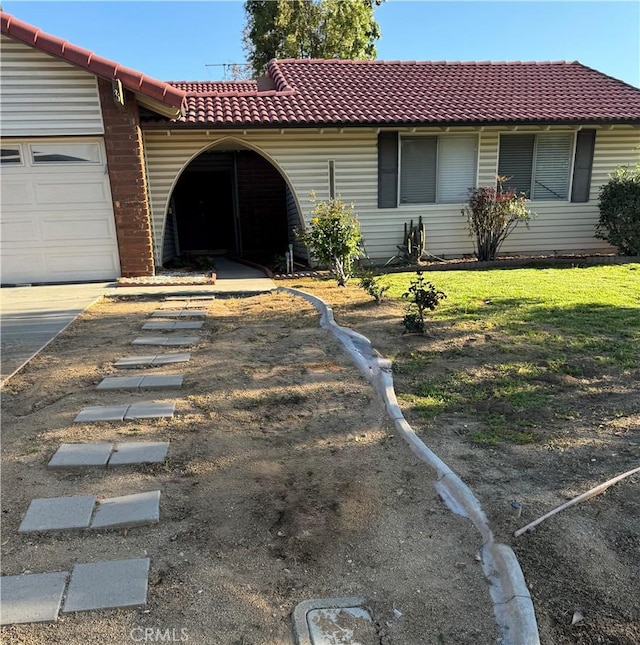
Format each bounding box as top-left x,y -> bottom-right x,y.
2,1 -> 639,87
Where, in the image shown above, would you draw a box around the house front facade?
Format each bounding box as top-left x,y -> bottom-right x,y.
2,12 -> 639,284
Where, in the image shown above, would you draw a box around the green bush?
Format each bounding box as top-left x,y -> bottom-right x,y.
596,164 -> 640,256
296,198 -> 362,286
357,268 -> 389,304
402,272 -> 446,333
462,176 -> 532,261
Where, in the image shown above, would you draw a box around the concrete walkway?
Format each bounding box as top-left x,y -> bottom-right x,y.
1,259 -> 275,384
0,283 -> 109,383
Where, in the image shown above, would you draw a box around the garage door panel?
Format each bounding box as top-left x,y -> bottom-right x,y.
1,138 -> 120,283
35,180 -> 110,204
1,217 -> 39,242
1,251 -> 46,283
47,250 -> 118,278
41,216 -> 113,241
1,181 -> 33,206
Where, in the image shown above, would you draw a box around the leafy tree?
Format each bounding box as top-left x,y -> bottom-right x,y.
243,0 -> 382,76
596,164 -> 640,256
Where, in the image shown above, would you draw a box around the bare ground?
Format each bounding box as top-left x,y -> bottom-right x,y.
1,292 -> 499,645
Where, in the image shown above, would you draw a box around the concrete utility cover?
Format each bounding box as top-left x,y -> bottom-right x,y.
48,443 -> 112,468
62,558 -> 150,613
108,442 -> 169,466
292,598 -> 376,645
19,495 -> 96,532
114,355 -> 156,368
306,608 -> 377,645
0,572 -> 68,624
91,491 -> 160,529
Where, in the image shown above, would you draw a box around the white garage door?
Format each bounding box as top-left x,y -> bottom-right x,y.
1,138 -> 121,284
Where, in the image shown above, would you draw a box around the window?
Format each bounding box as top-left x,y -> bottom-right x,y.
1,147 -> 22,164
498,133 -> 574,201
400,135 -> 477,204
328,159 -> 336,199
30,143 -> 101,164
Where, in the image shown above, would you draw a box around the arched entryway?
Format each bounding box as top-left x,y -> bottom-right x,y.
162,142 -> 304,268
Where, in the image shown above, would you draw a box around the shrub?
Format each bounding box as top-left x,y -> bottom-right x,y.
402,272 -> 446,333
462,177 -> 532,261
296,197 -> 362,286
357,268 -> 389,305
596,164 -> 640,255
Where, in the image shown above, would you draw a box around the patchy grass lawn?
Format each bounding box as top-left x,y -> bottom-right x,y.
281,263 -> 640,645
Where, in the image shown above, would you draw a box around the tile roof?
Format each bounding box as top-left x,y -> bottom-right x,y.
167,59 -> 640,128
1,12 -> 186,113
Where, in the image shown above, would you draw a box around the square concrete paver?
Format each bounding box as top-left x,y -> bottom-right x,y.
132,336 -> 169,346
96,376 -> 144,390
140,375 -> 183,388
151,353 -> 190,365
0,572 -> 68,624
164,336 -> 200,346
114,355 -> 156,368
141,321 -> 176,330
19,496 -> 96,532
74,405 -> 128,422
62,558 -> 149,613
125,401 -> 175,420
108,442 -> 169,466
151,310 -> 206,318
48,443 -> 112,468
91,491 -> 160,529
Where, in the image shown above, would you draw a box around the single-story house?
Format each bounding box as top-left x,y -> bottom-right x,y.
2,12 -> 640,284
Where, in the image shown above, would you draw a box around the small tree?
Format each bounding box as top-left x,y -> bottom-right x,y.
463,177 -> 532,261
296,198 -> 362,286
596,164 -> 640,256
357,268 -> 389,304
402,272 -> 446,333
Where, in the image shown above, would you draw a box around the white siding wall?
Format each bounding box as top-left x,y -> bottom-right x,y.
143,126 -> 640,265
0,35 -> 104,136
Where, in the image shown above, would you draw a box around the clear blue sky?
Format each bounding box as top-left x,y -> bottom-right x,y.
3,1 -> 639,86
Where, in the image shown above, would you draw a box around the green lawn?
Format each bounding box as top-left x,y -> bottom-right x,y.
380,264 -> 640,443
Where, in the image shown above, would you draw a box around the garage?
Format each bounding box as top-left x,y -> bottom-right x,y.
1,138 -> 121,284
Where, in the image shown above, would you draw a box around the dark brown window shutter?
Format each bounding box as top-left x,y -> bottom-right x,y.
571,129 -> 596,203
378,132 -> 399,208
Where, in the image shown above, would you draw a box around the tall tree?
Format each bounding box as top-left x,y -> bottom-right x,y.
243,0 -> 382,76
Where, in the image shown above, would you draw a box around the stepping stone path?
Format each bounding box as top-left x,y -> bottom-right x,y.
48,441 -> 169,468
115,353 -> 191,368
2,297 -> 209,624
97,375 -> 183,390
74,401 -> 175,422
19,491 -> 160,532
132,335 -> 199,346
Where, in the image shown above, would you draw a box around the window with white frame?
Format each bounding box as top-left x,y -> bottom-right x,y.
399,135 -> 478,204
498,133 -> 574,201
1,146 -> 22,164
30,143 -> 101,164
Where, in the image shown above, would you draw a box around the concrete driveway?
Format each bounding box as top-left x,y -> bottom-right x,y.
1,283 -> 109,383
0,259 -> 275,384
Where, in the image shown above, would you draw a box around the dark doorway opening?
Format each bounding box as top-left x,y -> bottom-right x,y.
164,147 -> 301,268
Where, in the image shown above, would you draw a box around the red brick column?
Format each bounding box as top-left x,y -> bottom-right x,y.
98,78 -> 155,277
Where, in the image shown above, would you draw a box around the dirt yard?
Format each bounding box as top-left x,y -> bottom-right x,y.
1,292 -> 499,645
